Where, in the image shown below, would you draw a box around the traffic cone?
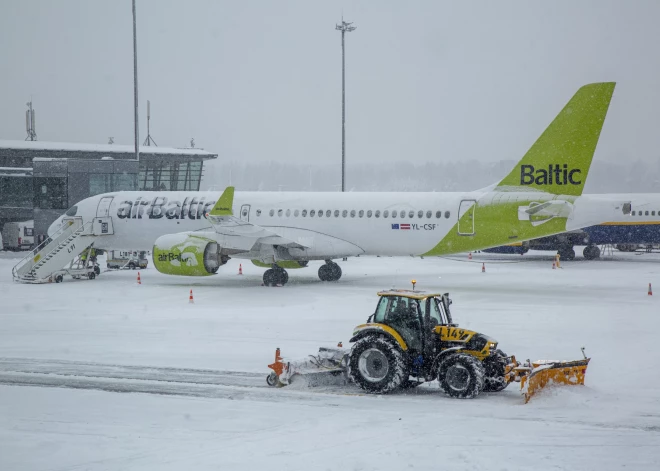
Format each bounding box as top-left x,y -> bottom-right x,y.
482,263 -> 485,273
137,272 -> 141,284
649,283 -> 653,296
337,342 -> 343,348
238,264 -> 243,275
468,252 -> 472,260
552,261 -> 556,269
189,289 -> 194,304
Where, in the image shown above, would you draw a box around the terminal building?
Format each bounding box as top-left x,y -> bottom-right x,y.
0,140 -> 217,243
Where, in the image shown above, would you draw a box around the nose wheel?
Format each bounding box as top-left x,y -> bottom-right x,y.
318,261 -> 342,282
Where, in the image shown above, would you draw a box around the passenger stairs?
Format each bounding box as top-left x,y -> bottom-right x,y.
12,217 -> 96,283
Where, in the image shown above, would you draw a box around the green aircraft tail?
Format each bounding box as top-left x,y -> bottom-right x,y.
496,82 -> 615,196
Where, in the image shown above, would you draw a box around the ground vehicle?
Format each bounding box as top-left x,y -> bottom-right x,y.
2,220 -> 34,251
267,289 -> 590,402
106,250 -> 149,270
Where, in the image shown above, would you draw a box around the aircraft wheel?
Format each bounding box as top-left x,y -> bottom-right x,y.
263,268 -> 288,286
558,246 -> 575,261
583,245 -> 601,260
319,262 -> 342,281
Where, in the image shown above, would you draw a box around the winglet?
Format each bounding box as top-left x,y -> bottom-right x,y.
209,186 -> 235,216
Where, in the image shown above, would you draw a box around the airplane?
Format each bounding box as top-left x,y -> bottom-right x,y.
486,193 -> 660,259
47,82 -> 627,286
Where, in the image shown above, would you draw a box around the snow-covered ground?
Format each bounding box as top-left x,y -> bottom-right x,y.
1,250 -> 659,470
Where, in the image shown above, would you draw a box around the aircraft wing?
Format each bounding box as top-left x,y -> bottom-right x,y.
206,187 -> 310,249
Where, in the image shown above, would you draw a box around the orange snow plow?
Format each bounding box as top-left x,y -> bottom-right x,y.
266,290 -> 591,403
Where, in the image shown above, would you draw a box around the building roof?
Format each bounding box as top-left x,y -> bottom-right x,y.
0,140 -> 217,161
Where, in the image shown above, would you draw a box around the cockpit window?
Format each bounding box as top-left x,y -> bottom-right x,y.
65,205 -> 78,217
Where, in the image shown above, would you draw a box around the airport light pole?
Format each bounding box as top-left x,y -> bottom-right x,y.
132,0 -> 140,161
336,19 -> 356,192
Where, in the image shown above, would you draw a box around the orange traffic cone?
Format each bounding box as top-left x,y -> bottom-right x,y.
337,342 -> 343,348
649,283 -> 653,296
552,261 -> 556,269
238,264 -> 243,275
468,252 -> 472,260
482,263 -> 485,273
137,272 -> 141,284
189,289 -> 194,304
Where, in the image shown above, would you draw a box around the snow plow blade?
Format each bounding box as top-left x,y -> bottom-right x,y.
519,358 -> 591,403
266,347 -> 349,388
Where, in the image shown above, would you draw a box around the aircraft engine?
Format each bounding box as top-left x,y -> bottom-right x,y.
153,233 -> 227,276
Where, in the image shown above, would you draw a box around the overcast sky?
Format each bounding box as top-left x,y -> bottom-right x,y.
2,0 -> 659,171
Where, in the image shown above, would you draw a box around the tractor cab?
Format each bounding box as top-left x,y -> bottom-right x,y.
369,290 -> 454,354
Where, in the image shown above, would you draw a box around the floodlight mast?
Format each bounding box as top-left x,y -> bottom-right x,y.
335,19 -> 356,192
132,0 -> 140,161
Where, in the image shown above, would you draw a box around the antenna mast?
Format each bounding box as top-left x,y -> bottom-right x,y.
143,99 -> 158,146
25,100 -> 37,141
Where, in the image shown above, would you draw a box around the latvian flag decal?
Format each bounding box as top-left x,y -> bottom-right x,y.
392,223 -> 411,230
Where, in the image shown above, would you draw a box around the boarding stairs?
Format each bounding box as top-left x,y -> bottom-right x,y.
12,217 -> 96,283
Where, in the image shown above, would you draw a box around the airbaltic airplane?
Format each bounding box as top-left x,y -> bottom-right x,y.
49,82 -> 625,285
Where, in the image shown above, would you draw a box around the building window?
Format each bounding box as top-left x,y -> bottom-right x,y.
33,177 -> 68,210
445,211 -> 451,219
0,175 -> 33,208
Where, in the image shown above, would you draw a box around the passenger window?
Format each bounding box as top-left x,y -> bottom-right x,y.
359,210 -> 364,218
310,210 -> 316,217
342,210 -> 348,217
646,211 -> 649,216
426,211 -> 432,218
294,209 -> 299,217
653,211 -> 656,216
390,210 -> 395,218
269,209 -> 274,217
302,209 -> 307,217
350,210 -> 356,218
334,210 -> 339,217
409,211 -> 414,218
278,209 -> 283,217
367,210 -> 373,218
399,211 -> 405,219
319,209 -> 323,217
376,210 -> 382,218
256,209 -> 262,216
418,210 -> 423,218
373,297 -> 389,323
326,210 -> 331,217
285,209 -> 291,217
242,209 -> 248,217
436,211 -> 441,218
444,211 -> 450,219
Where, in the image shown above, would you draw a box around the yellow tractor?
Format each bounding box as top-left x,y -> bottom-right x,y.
267,289 -> 590,402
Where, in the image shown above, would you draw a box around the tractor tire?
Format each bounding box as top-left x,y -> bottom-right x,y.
437,353 -> 485,399
482,350 -> 509,392
348,336 -> 406,394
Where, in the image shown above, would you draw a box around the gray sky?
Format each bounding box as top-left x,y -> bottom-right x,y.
1,0 -> 659,170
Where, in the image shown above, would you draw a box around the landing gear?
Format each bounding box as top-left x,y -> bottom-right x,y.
263,266 -> 289,286
557,245 -> 575,261
318,261 -> 342,282
583,244 -> 601,260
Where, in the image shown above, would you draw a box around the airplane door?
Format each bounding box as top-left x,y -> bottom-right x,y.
240,204 -> 251,222
93,196 -> 114,235
96,197 -> 113,217
457,200 -> 476,235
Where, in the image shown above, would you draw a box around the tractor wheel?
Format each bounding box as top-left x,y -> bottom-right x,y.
348,336 -> 406,394
482,350 -> 509,392
437,353 -> 485,399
